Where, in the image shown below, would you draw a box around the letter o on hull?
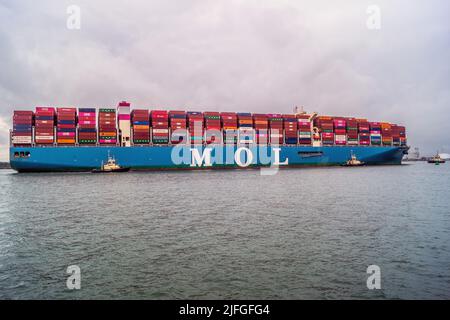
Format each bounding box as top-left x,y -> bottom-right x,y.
235,147 -> 253,167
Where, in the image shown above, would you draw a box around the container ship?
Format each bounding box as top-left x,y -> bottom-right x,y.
9,102 -> 408,172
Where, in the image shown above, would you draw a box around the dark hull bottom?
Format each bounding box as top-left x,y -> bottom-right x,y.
14,163 -> 404,173
10,145 -> 408,173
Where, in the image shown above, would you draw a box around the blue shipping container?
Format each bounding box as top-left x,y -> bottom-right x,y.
57,128 -> 76,133
36,116 -> 54,121
78,128 -> 97,133
58,120 -> 76,125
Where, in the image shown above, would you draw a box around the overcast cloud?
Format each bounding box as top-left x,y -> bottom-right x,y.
0,0 -> 449,160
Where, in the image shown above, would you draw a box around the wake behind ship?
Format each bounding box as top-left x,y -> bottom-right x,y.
9,102 -> 408,172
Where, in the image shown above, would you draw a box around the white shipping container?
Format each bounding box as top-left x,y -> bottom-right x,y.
35,136 -> 54,140
79,112 -> 95,117
12,136 -> 32,144
335,134 -> 347,141
153,129 -> 169,134
117,106 -> 130,114
238,128 -> 255,133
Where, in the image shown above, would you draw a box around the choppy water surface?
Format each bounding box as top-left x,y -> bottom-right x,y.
0,162 -> 449,299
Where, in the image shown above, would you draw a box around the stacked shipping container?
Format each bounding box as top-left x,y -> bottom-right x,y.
316,116 -> 334,145
370,122 -> 382,146
35,107 -> 55,145
131,109 -> 150,144
297,115 -> 312,145
12,111 -> 33,146
381,123 -> 392,146
358,119 -> 370,146
237,113 -> 254,144
333,118 -> 347,145
391,124 -> 400,146
346,118 -> 358,145
204,112 -> 221,144
11,106 -> 407,148
169,111 -> 187,144
398,126 -> 407,146
98,109 -> 117,145
283,114 -> 298,145
221,112 -> 238,144
187,112 -> 203,144
268,114 -> 283,145
56,108 -> 76,145
151,110 -> 169,144
253,113 -> 268,144
78,108 -> 97,145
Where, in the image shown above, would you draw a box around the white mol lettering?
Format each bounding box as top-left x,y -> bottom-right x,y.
235,147 -> 254,167
272,147 -> 288,165
188,147 -> 289,167
190,148 -> 212,167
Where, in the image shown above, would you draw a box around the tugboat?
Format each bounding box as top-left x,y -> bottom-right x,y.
427,152 -> 446,165
92,154 -> 130,173
342,152 -> 365,167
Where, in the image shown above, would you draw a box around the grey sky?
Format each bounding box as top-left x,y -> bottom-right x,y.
1,0 -> 449,160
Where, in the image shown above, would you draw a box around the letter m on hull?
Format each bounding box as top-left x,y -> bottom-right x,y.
190,148 -> 212,167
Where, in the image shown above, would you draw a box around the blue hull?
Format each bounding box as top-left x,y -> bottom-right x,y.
9,145 -> 407,172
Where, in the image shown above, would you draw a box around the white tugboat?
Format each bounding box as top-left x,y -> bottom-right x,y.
342,152 -> 365,167
427,152 -> 446,165
92,154 -> 130,173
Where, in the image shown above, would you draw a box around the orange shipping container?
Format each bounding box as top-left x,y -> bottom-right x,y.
99,131 -> 117,136
57,139 -> 76,144
133,125 -> 149,130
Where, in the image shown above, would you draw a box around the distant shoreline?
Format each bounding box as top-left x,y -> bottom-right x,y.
0,162 -> 11,169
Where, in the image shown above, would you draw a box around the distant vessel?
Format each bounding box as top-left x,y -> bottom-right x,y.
427,153 -> 446,165
92,155 -> 130,173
